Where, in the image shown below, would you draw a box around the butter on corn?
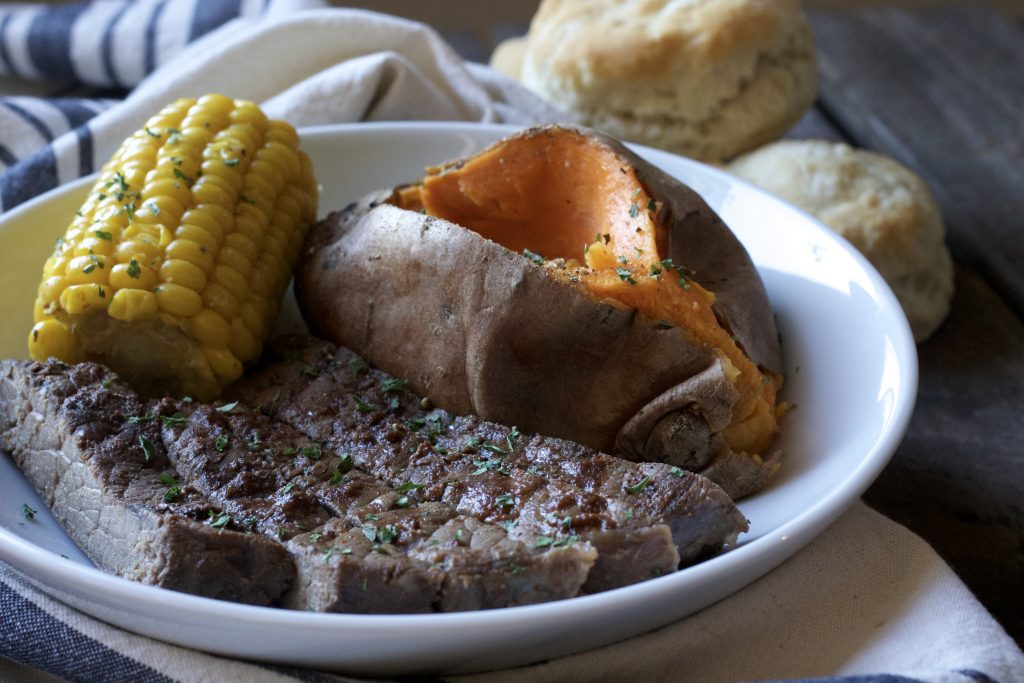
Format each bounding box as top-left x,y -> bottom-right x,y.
29,94 -> 318,399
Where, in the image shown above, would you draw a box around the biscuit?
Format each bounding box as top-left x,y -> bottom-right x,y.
490,36 -> 527,80
516,0 -> 818,161
729,140 -> 954,341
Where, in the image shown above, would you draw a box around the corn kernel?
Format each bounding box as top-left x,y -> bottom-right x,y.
155,282 -> 203,317
189,308 -> 232,348
160,258 -> 208,291
109,260 -> 158,290
60,283 -> 110,315
108,289 -> 159,321
229,317 -> 260,363
29,319 -> 79,362
203,283 -> 240,320
65,255 -> 109,285
166,238 -> 215,272
203,345 -> 243,382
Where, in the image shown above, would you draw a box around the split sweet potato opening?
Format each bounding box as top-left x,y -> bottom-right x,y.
395,128 -> 779,458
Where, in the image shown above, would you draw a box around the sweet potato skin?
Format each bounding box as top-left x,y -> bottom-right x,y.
297,127 -> 782,499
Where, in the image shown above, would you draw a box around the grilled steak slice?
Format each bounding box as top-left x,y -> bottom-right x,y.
0,360 -> 293,606
229,335 -> 748,590
154,399 -> 595,611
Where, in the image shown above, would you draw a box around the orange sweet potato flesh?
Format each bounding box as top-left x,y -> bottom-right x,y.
298,126 -> 784,499
398,128 -> 780,459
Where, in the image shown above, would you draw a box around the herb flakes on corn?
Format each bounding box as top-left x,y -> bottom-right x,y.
29,94 -> 318,399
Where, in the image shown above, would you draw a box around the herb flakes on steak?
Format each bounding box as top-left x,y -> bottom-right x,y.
0,360 -> 294,605
228,335 -> 748,591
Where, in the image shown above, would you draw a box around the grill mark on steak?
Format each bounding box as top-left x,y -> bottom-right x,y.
154,399 -> 595,612
228,335 -> 748,590
0,360 -> 294,606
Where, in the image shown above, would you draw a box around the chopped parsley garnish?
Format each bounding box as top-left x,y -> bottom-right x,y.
669,466 -> 685,478
240,194 -> 256,205
395,496 -> 410,508
511,565 -> 526,575
82,262 -> 97,274
21,503 -> 37,519
163,485 -> 182,502
625,476 -> 652,494
629,203 -> 639,218
216,401 -> 238,413
93,230 -> 112,241
338,452 -> 354,472
223,157 -> 240,167
655,320 -> 675,330
348,355 -> 368,374
328,466 -> 345,486
353,396 -> 376,413
501,519 -> 517,532
276,527 -> 286,539
362,525 -> 377,542
144,127 -> 161,138
647,197 -> 657,212
405,418 -> 425,431
650,263 -> 663,276
309,533 -> 323,542
678,275 -> 691,290
630,188 -> 641,199
146,201 -> 160,216
522,248 -> 545,266
214,433 -> 229,452
126,412 -> 154,424
616,267 -> 637,285
172,168 -> 194,186
126,258 -> 141,279
138,434 -> 156,463
526,464 -> 541,476
395,481 -> 425,493
505,426 -> 521,452
365,513 -> 381,522
297,362 -> 318,377
158,473 -> 177,486
279,482 -> 296,494
472,458 -> 509,476
300,445 -> 322,460
377,525 -> 399,544
454,529 -> 466,543
244,432 -> 261,449
161,413 -> 187,427
380,377 -> 406,393
209,512 -> 231,528
480,442 -> 506,455
535,535 -> 580,549
495,495 -> 515,508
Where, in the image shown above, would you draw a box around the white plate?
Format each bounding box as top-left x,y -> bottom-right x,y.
0,122 -> 917,675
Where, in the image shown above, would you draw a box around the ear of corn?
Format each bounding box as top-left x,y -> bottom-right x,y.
28,94 -> 318,399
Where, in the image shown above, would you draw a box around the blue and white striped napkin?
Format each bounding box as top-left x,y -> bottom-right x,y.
0,3 -> 1021,682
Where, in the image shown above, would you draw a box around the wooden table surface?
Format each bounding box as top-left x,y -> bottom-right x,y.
797,6 -> 1024,647
451,5 -> 1024,646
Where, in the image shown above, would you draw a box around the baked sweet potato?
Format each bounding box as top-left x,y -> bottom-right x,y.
296,126 -> 783,499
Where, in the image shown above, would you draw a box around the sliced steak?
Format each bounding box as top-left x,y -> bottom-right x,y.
229,335 -> 748,590
154,398 -> 595,611
0,360 -> 293,606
